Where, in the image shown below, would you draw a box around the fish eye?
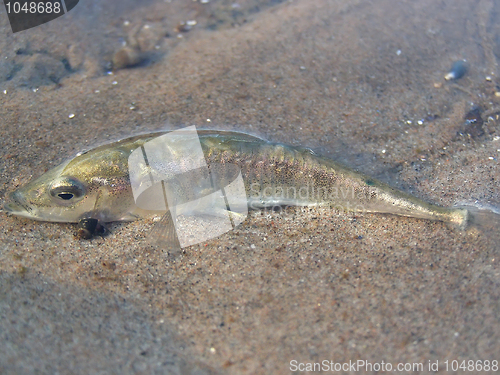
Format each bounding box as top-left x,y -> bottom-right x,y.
49,177 -> 86,204
58,192 -> 75,200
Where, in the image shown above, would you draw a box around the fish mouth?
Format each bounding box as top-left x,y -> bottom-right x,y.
4,191 -> 39,219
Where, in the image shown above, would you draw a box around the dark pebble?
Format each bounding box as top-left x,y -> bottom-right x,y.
444,60 -> 468,80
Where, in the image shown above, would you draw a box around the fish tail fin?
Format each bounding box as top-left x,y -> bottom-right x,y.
461,206 -> 500,234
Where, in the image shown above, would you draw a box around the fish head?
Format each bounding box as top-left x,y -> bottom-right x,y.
5,147 -> 135,223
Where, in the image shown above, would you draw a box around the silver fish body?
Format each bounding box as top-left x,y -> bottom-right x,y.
5,130 -> 469,229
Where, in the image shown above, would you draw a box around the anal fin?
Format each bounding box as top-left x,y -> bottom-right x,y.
146,210 -> 181,255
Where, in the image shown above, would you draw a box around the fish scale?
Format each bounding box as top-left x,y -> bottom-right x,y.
200,135 -> 467,228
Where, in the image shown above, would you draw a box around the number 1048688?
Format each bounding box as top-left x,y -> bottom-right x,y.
5,1 -> 61,14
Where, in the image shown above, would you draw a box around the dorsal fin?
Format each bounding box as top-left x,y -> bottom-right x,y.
194,129 -> 267,143
76,129 -> 267,160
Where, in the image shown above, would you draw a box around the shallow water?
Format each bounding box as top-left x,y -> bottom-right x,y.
1,0 -> 500,373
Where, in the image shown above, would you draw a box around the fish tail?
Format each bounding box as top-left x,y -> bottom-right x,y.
460,206 -> 500,233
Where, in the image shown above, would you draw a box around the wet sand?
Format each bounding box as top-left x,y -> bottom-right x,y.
1,0 -> 500,373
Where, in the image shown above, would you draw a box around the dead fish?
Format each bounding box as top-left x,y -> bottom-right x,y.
4,129 -> 496,240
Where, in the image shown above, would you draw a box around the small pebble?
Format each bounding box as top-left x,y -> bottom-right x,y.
444,60 -> 468,81
75,218 -> 107,239
463,107 -> 484,138
112,47 -> 144,70
67,44 -> 84,70
177,20 -> 197,32
68,113 -> 75,119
